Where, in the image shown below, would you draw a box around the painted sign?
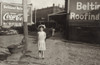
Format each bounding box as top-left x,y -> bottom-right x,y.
0,3 -> 32,27
69,0 -> 100,26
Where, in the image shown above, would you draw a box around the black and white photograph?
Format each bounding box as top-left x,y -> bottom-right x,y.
0,0 -> 100,65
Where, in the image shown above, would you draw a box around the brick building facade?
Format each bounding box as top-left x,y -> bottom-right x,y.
33,4 -> 64,23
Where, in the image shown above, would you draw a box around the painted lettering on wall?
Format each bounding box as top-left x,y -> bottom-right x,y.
3,5 -> 23,10
3,13 -> 23,21
70,2 -> 100,20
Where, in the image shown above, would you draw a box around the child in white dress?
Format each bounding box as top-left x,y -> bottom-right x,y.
37,25 -> 46,59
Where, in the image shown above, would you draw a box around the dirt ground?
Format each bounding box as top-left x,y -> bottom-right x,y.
0,33 -> 100,65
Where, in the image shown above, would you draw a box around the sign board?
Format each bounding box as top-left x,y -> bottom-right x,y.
69,0 -> 100,27
0,2 -> 32,27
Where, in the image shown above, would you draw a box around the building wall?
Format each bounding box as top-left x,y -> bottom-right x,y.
33,4 -> 64,23
65,0 -> 100,43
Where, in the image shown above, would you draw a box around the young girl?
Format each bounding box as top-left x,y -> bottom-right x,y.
37,25 -> 46,59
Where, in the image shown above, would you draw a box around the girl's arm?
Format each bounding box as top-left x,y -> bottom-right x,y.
36,32 -> 38,43
44,32 -> 46,39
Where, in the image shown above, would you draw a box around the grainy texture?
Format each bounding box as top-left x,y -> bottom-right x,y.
0,33 -> 100,65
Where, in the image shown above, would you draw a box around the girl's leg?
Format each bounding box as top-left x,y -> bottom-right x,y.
39,51 -> 42,58
42,51 -> 44,59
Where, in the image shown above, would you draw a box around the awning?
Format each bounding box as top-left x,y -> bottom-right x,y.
48,11 -> 66,24
48,11 -> 66,16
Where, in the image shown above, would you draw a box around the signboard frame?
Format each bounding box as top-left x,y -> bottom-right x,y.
0,2 -> 32,27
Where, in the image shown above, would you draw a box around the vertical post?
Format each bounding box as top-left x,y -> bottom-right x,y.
67,0 -> 70,13
65,0 -> 70,39
34,8 -> 37,24
34,8 -> 37,28
48,14 -> 49,22
22,0 -> 28,52
31,4 -> 33,24
0,2 -> 2,26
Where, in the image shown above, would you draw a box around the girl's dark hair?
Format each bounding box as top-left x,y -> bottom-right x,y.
38,26 -> 45,29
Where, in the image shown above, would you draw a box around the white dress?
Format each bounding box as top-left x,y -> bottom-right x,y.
38,31 -> 46,51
